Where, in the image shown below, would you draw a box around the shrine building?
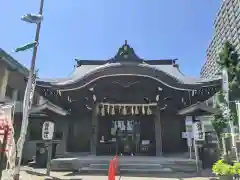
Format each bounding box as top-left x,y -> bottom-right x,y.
23,41 -> 221,161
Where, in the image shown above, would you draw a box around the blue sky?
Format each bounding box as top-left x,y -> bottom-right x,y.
1,0 -> 220,78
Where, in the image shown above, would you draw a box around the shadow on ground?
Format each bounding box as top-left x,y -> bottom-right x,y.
25,166 -> 217,180
25,170 -> 83,180
63,169 -> 217,179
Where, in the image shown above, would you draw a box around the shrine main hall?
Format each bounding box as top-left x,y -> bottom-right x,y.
24,41 -> 221,160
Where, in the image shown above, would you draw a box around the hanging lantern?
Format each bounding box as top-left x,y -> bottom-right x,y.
101,105 -> 105,116
142,105 -> 145,115
131,106 -> 134,115
147,106 -> 152,115
107,104 -> 110,114
122,106 -> 127,115
135,106 -> 139,115
111,105 -> 115,115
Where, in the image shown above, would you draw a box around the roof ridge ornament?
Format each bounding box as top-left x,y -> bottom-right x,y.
114,40 -> 143,62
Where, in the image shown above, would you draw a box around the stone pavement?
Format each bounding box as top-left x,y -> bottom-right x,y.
1,167 -> 218,180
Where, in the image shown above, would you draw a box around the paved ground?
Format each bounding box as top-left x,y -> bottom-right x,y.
1,167 -> 218,180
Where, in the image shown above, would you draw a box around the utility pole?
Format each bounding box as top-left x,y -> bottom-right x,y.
14,0 -> 44,179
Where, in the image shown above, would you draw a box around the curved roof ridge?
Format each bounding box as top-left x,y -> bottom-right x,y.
56,62 -> 119,85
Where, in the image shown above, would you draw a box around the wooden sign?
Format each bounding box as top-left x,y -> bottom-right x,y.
193,122 -> 205,141
42,121 -> 54,140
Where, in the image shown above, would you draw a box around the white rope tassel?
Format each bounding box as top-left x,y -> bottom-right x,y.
96,104 -> 99,115
58,90 -> 61,96
111,105 -> 115,115
118,105 -> 121,114
147,106 -> 152,115
135,106 -> 139,115
68,96 -> 72,102
142,105 -> 145,115
131,106 -> 134,115
107,104 -> 110,114
123,106 -> 127,115
101,105 -> 105,116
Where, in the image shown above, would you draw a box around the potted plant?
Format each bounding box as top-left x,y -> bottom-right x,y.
212,160 -> 235,180
233,162 -> 240,179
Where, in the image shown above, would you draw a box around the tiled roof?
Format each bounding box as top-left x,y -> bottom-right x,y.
0,48 -> 29,75
38,62 -> 220,86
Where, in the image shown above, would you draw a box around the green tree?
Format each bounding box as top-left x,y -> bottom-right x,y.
211,41 -> 240,139
218,41 -> 240,90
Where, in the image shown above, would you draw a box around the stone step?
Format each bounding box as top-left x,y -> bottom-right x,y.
50,156 -> 200,173
79,167 -> 173,173
77,162 -> 196,173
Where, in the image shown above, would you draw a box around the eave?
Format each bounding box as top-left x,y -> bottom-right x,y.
29,101 -> 68,116
0,48 -> 29,76
177,102 -> 221,116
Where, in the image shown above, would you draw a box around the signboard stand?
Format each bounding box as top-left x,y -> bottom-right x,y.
194,140 -> 199,172
46,141 -> 53,176
189,146 -> 192,159
182,131 -> 193,159
188,138 -> 193,159
42,121 -> 55,176
192,120 -> 205,173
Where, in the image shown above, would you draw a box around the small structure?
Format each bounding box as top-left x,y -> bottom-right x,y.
25,41 -> 221,160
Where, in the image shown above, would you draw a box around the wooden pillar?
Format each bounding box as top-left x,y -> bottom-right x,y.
90,103 -> 98,155
12,89 -> 19,101
155,107 -> 163,156
0,68 -> 9,100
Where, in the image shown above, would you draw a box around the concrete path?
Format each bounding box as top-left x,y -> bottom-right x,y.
1,167 -> 218,180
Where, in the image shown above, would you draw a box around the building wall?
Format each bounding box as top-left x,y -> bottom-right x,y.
0,58 -> 41,110
161,113 -> 187,153
23,111 -> 189,160
201,0 -> 240,78
66,114 -> 92,153
0,52 -> 47,162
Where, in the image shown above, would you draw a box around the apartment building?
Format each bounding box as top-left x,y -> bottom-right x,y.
0,48 -> 41,138
201,0 -> 240,78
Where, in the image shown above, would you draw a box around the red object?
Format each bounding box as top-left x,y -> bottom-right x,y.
113,156 -> 118,173
108,160 -> 115,180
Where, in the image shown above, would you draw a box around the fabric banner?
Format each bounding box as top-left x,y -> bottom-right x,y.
0,103 -> 16,171
14,41 -> 37,52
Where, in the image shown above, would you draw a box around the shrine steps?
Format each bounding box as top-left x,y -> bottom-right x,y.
50,156 -> 200,174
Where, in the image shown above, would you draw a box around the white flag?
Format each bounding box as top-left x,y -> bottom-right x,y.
237,102 -> 240,134
17,73 -> 36,156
